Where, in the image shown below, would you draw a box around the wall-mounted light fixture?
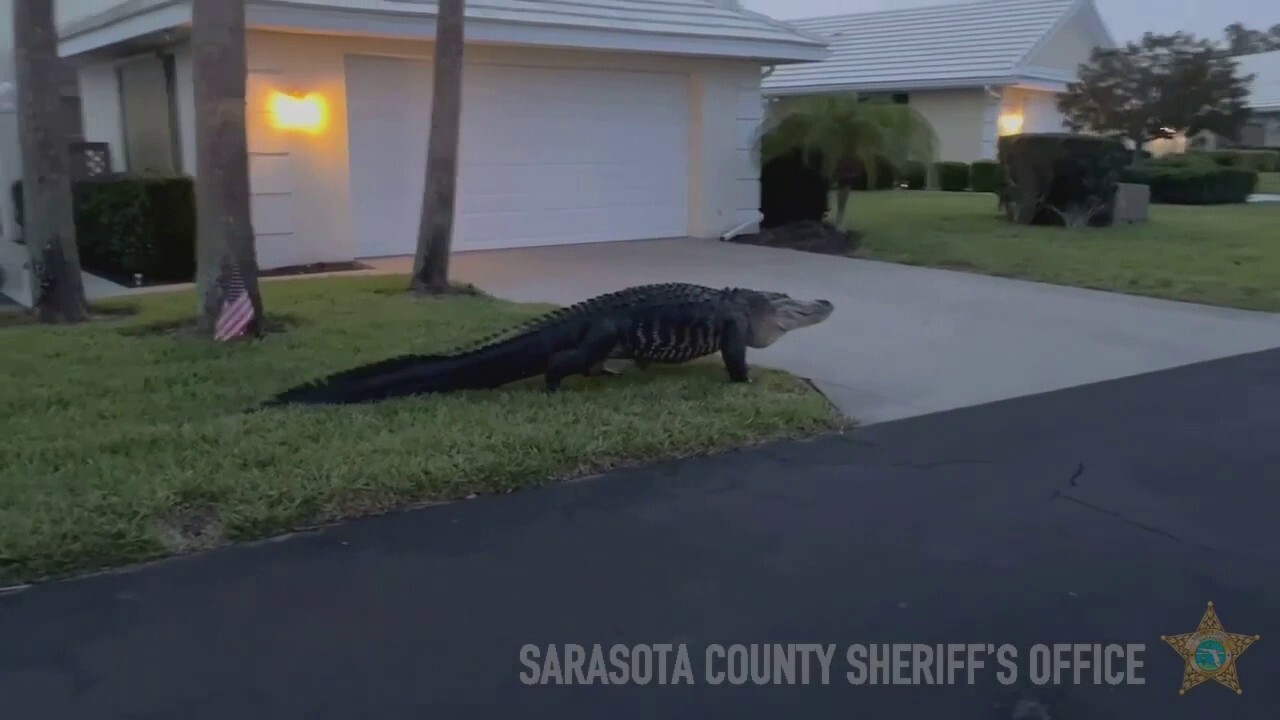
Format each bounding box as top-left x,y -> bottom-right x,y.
998,112 -> 1024,135
267,91 -> 327,133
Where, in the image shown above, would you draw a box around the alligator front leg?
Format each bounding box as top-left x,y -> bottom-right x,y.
586,360 -> 625,377
719,317 -> 751,383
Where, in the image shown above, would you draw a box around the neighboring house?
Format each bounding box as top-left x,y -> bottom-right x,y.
1231,48 -> 1280,148
31,0 -> 827,274
760,0 -> 1116,163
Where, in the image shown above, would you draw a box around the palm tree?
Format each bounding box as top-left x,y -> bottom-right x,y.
756,94 -> 938,227
13,0 -> 89,322
410,0 -> 466,295
191,0 -> 264,338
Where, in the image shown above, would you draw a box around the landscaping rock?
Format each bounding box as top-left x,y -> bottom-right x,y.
727,220 -> 862,256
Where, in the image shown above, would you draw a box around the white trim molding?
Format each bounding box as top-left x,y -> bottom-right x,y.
59,0 -> 829,64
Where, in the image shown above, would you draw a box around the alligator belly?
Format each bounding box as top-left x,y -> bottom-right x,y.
627,322 -> 721,364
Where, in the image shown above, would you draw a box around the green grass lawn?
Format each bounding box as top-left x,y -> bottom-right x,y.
0,275 -> 843,585
1257,172 -> 1280,194
838,190 -> 1280,312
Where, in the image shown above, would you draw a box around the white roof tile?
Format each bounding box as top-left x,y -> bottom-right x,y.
60,0 -> 828,58
762,0 -> 1081,94
1234,49 -> 1280,112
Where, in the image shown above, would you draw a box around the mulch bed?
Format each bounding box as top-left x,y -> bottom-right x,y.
726,220 -> 863,256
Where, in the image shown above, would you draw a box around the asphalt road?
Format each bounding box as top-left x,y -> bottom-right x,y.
3,348 -> 1278,719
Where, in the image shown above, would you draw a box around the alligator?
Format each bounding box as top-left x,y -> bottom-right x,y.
261,282 -> 834,407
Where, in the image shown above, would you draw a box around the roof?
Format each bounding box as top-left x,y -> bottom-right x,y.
761,0 -> 1104,96
58,0 -> 830,63
1234,48 -> 1280,113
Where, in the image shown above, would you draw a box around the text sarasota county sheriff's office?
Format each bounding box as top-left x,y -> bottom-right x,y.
517,643 -> 1148,686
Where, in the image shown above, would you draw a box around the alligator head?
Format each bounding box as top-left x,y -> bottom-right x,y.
728,289 -> 834,348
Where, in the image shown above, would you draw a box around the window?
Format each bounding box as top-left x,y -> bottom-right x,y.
117,52 -> 182,175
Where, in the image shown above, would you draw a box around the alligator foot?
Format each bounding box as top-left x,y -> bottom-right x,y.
586,361 -> 625,377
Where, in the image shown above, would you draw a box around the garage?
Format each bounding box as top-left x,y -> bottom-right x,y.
343,53 -> 692,257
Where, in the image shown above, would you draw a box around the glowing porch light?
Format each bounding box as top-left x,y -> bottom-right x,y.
267,91 -> 328,133
998,113 -> 1024,135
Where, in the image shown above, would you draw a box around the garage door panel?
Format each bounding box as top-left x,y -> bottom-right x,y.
345,54 -> 689,256
462,203 -> 690,247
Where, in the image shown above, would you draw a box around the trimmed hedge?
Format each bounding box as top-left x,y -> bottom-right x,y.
933,161 -> 970,191
969,160 -> 1004,193
1120,155 -> 1257,204
901,160 -> 928,190
1194,149 -> 1279,173
996,132 -> 1129,227
12,176 -> 196,282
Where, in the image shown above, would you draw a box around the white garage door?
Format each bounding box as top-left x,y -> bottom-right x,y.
344,54 -> 691,257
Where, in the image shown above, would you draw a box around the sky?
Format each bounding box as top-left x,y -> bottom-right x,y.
739,0 -> 1278,43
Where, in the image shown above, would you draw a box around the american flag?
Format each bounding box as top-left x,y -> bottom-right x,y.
214,259 -> 256,342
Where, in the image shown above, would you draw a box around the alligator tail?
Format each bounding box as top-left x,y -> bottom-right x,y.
261,331 -> 554,407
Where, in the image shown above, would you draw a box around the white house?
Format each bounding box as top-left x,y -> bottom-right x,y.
13,0 -> 824,277
760,0 -> 1116,163
1235,48 -> 1280,148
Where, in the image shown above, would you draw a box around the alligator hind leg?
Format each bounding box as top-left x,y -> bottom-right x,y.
544,324 -> 621,392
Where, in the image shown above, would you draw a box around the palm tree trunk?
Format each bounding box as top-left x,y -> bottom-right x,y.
191,0 -> 264,336
13,0 -> 89,323
410,0 -> 465,295
833,187 -> 851,228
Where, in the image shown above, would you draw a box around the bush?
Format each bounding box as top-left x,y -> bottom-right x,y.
1127,149 -> 1153,165
1120,156 -> 1257,204
1194,149 -> 1279,173
996,132 -> 1130,227
933,161 -> 970,191
12,176 -> 196,282
835,154 -> 897,191
759,150 -> 829,228
969,160 -> 1004,193
901,160 -> 928,189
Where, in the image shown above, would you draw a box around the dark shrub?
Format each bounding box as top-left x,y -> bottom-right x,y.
969,160 -> 1004,193
1120,157 -> 1257,204
1193,149 -> 1279,173
996,133 -> 1129,227
933,161 -> 970,191
901,160 -> 928,189
1126,149 -> 1153,165
759,150 -> 829,228
13,176 -> 197,282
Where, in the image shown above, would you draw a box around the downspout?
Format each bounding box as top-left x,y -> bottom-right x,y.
720,217 -> 759,242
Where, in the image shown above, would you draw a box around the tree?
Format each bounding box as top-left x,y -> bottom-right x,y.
1059,32 -> 1255,151
1222,22 -> 1280,56
13,0 -> 89,323
756,94 -> 937,226
191,0 -> 264,338
410,0 -> 465,295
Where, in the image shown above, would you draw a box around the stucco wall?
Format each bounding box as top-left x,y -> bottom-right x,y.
1000,87 -> 1068,136
1,8 -> 23,300
73,30 -> 765,268
907,89 -> 993,163
1025,7 -> 1099,74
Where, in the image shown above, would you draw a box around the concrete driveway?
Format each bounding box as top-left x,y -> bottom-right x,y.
432,237 -> 1280,424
